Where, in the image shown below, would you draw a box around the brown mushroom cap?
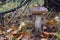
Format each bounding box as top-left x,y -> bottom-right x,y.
30,6 -> 48,15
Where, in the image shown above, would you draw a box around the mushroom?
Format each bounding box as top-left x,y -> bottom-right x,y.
30,6 -> 48,33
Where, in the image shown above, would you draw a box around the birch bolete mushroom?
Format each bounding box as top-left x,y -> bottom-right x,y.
30,6 -> 48,33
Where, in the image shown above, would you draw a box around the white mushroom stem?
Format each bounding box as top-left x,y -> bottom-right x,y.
35,15 -> 42,31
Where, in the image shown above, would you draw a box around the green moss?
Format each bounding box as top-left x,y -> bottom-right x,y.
0,1 -> 20,12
